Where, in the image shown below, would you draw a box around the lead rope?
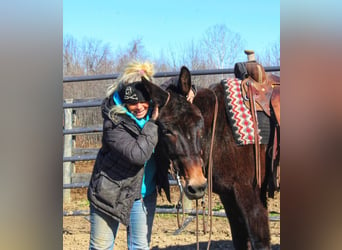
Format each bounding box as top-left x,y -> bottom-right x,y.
202,197 -> 206,233
177,89 -> 218,250
176,173 -> 185,229
205,88 -> 218,250
196,199 -> 199,250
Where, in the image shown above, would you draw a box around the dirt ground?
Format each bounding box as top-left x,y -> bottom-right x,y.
63,186 -> 280,250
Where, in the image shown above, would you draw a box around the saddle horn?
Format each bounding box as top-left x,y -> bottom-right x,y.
244,49 -> 256,62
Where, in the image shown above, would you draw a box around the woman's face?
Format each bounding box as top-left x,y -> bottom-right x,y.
126,101 -> 150,119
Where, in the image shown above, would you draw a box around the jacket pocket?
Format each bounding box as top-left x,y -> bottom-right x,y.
94,172 -> 121,208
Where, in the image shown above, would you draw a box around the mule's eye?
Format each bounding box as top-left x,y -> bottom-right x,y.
163,129 -> 174,136
164,130 -> 177,144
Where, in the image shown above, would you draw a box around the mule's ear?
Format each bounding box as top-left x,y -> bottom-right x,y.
141,77 -> 169,107
178,66 -> 191,95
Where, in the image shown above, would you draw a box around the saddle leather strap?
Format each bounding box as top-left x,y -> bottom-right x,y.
247,80 -> 262,188
270,85 -> 280,126
271,127 -> 279,185
270,84 -> 280,190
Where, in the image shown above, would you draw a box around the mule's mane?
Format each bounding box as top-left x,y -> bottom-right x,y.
161,91 -> 202,126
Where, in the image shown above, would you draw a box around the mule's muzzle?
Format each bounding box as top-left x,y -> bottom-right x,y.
185,180 -> 207,200
177,156 -> 207,199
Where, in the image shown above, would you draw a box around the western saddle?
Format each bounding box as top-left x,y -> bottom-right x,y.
234,50 -> 280,190
235,50 -> 280,125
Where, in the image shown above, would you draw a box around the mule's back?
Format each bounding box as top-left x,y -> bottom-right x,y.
194,81 -> 271,249
195,83 -> 264,186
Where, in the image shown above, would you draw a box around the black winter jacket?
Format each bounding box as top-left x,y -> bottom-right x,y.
87,94 -> 159,226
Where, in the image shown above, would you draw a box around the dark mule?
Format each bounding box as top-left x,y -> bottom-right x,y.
142,64 -> 279,249
141,76 -> 207,201
195,66 -> 279,250
194,84 -> 271,250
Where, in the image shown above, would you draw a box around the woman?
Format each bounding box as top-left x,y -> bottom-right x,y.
87,61 -> 160,250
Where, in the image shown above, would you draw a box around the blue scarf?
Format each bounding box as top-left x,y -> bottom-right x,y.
113,91 -> 156,197
113,91 -> 151,128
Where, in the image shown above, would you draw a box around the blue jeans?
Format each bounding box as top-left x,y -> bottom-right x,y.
89,191 -> 157,250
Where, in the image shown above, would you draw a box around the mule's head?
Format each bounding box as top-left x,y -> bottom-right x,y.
141,68 -> 207,200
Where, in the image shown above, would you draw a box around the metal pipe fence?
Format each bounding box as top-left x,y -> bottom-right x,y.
63,66 -> 280,218
63,66 -> 279,83
63,66 -> 280,163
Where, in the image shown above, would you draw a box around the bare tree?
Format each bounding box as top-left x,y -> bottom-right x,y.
201,24 -> 245,69
176,40 -> 207,70
81,38 -> 114,75
259,38 -> 280,66
63,35 -> 116,76
154,49 -> 171,72
156,40 -> 207,69
63,35 -> 84,76
114,38 -> 149,72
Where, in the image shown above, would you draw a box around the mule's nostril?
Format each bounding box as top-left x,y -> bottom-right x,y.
201,183 -> 208,191
187,185 -> 196,194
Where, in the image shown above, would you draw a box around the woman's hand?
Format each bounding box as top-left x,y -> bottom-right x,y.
151,105 -> 159,121
186,89 -> 195,103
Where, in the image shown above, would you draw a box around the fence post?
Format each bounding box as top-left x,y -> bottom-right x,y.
63,99 -> 74,203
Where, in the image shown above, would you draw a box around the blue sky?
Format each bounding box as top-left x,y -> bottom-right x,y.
63,0 -> 280,62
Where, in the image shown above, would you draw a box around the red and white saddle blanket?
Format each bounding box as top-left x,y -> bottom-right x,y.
221,78 -> 270,145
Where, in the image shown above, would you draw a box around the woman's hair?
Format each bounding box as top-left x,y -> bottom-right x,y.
106,60 -> 155,117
